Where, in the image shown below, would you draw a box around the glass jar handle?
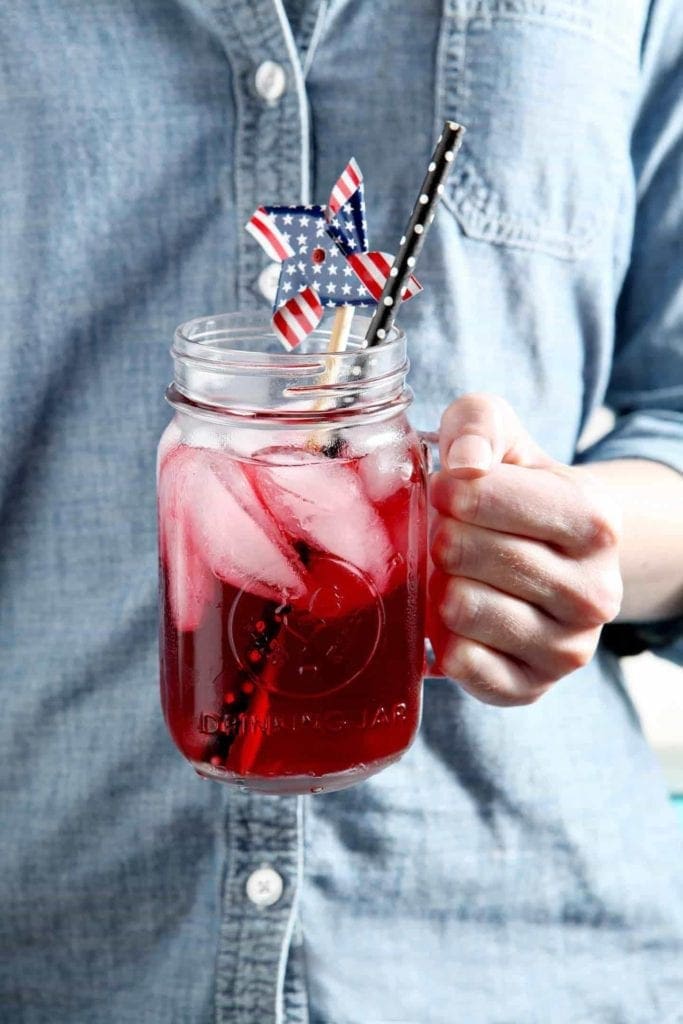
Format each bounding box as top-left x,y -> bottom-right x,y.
417,430 -> 445,677
418,429 -> 439,473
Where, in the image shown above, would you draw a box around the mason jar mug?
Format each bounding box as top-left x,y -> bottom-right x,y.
158,312 -> 429,795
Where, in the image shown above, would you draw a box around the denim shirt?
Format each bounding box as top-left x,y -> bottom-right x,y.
1,2 -> 683,1022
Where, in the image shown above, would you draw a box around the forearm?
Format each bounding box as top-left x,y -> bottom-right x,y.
575,459 -> 683,622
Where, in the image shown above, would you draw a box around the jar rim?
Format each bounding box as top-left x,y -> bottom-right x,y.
173,311 -> 405,369
170,310 -> 409,417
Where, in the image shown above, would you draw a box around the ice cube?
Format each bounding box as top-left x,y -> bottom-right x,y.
206,452 -> 287,550
184,450 -> 307,603
253,457 -> 394,591
357,443 -> 413,504
158,448 -> 216,632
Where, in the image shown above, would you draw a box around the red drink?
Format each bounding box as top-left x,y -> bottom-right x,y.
159,431 -> 427,794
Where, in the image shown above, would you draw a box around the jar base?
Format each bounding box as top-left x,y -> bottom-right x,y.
191,750 -> 405,795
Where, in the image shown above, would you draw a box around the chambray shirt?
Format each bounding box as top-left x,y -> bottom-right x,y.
1,2 -> 683,1022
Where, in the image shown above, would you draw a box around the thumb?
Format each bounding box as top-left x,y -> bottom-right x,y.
439,393 -> 555,479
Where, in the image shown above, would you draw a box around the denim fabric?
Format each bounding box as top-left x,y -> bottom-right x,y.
1,1 -> 683,1022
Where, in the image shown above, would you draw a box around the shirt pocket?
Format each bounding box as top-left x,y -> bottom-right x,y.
436,0 -> 640,259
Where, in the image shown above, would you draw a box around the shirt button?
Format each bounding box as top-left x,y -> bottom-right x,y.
257,263 -> 281,304
246,866 -> 284,908
254,60 -> 287,103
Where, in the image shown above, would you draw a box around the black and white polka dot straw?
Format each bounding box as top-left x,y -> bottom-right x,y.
365,121 -> 465,348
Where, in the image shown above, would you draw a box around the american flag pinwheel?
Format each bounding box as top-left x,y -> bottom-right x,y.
246,160 -> 422,349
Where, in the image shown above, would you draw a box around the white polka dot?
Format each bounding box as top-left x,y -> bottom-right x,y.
437,183 -> 444,194
407,256 -> 416,267
419,194 -> 429,204
400,236 -> 406,245
377,329 -> 386,340
414,223 -> 424,235
445,151 -> 454,162
383,296 -> 394,306
437,135 -> 442,143
389,266 -> 398,277
428,162 -> 436,172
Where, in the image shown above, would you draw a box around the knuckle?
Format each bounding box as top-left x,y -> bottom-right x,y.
559,578 -> 614,627
441,638 -> 553,708
440,645 -> 505,706
579,570 -> 624,626
554,561 -> 624,627
588,571 -> 623,623
589,510 -> 621,550
553,574 -> 587,619
453,480 -> 483,523
553,633 -> 599,675
441,579 -> 481,633
506,664 -> 552,706
583,493 -> 622,550
429,522 -> 449,569
431,520 -> 465,573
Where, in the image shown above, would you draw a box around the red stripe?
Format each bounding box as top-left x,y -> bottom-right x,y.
287,302 -> 313,337
329,160 -> 362,214
299,287 -> 323,322
347,256 -> 375,297
272,288 -> 323,350
248,208 -> 293,260
368,251 -> 390,278
346,160 -> 361,189
272,309 -> 300,349
348,254 -> 385,299
347,252 -> 420,304
286,293 -> 319,336
401,274 -> 422,300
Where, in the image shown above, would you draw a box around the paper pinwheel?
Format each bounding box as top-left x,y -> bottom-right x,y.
246,160 -> 422,349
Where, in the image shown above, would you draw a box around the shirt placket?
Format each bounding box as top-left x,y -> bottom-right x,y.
215,791 -> 307,1024
205,0 -> 311,312
190,5 -> 311,1020
194,4 -> 311,1022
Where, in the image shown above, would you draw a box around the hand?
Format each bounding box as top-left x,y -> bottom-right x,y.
428,394 -> 623,706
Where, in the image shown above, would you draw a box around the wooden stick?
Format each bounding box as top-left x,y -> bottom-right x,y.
327,303 -> 355,357
307,305 -> 355,450
313,305 -> 355,410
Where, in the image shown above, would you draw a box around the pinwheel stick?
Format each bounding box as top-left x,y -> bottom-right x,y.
328,304 -> 355,356
313,305 -> 355,409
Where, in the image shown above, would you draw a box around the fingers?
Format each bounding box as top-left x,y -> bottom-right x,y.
431,517 -> 623,627
427,433 -> 623,707
439,393 -> 554,478
430,463 -> 622,555
432,634 -> 551,708
429,570 -> 601,691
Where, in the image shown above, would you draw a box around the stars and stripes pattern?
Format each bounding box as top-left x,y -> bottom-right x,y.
245,160 -> 421,349
324,160 -> 368,256
347,252 -> 421,302
245,206 -> 295,262
272,286 -> 323,350
327,157 -> 362,215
